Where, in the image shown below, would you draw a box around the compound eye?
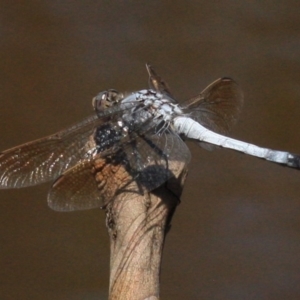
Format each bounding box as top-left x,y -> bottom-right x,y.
92,89 -> 123,114
106,89 -> 123,104
92,91 -> 109,112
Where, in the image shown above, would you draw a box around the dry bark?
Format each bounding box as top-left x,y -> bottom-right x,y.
104,161 -> 188,300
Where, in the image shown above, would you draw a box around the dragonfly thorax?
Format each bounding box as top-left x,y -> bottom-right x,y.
122,89 -> 184,125
91,89 -> 184,158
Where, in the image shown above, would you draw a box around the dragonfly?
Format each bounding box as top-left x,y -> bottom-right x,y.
0,64 -> 299,211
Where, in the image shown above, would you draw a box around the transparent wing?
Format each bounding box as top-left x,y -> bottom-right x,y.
47,128 -> 190,211
0,98 -> 141,189
182,77 -> 243,134
0,115 -> 99,188
123,128 -> 191,192
48,158 -> 103,211
181,77 -> 243,151
146,63 -> 174,98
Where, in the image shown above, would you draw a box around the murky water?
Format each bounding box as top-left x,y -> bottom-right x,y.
1,1 -> 300,299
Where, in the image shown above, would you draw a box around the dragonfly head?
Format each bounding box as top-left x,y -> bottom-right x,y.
92,89 -> 124,113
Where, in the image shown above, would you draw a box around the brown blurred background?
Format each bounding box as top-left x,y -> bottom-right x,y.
1,1 -> 300,299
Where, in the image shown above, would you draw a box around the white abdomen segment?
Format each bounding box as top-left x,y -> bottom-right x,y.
173,116 -> 299,168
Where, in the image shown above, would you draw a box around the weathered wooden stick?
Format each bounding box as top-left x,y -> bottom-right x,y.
105,161 -> 188,300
